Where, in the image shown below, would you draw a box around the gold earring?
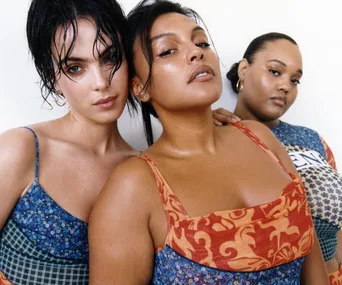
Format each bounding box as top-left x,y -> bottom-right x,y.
236,79 -> 244,92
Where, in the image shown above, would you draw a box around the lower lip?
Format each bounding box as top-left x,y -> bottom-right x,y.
271,98 -> 285,107
190,73 -> 214,83
95,98 -> 116,110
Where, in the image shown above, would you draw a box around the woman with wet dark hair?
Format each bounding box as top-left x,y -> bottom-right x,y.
88,1 -> 328,284
0,0 -> 138,284
215,32 -> 342,285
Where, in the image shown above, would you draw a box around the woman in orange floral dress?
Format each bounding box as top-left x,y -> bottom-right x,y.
88,1 -> 329,284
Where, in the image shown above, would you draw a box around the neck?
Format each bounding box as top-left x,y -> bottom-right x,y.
59,112 -> 125,155
234,101 -> 280,129
156,108 -> 217,156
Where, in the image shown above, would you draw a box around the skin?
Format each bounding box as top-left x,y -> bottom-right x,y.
0,18 -> 137,232
214,39 -> 341,276
89,13 -> 328,285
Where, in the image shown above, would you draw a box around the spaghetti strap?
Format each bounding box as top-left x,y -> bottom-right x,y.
231,122 -> 287,171
138,154 -> 188,219
21,127 -> 39,183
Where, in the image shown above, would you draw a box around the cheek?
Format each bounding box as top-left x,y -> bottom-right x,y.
58,76 -> 87,103
150,64 -> 181,98
258,74 -> 273,96
286,89 -> 298,108
111,66 -> 129,91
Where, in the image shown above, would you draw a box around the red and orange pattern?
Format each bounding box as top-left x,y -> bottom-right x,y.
321,137 -> 337,170
141,122 -> 314,272
329,264 -> 342,285
0,272 -> 13,285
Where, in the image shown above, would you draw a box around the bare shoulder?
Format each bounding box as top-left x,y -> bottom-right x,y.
238,120 -> 281,151
239,120 -> 274,138
97,155 -> 158,207
0,128 -> 37,168
238,120 -> 297,173
0,128 -> 38,200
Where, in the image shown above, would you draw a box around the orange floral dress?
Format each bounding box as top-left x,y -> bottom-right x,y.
141,122 -> 314,284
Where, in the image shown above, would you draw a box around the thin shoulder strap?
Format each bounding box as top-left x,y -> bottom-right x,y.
138,154 -> 188,220
231,122 -> 286,171
21,127 -> 39,183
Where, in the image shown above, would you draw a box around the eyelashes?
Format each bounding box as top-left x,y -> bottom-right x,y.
158,42 -> 211,58
269,69 -> 301,85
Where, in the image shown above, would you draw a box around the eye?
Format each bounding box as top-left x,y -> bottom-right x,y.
291,78 -> 301,85
67,65 -> 82,74
269,69 -> 280,76
195,42 -> 210,48
158,49 -> 175,58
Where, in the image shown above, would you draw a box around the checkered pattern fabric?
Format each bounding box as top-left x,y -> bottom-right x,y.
313,216 -> 339,261
0,220 -> 88,285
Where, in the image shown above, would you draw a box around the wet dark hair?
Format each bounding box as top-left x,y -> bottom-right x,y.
127,0 -> 203,146
27,0 -> 136,110
226,32 -> 298,93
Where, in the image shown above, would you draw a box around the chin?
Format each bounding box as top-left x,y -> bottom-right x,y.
195,89 -> 221,105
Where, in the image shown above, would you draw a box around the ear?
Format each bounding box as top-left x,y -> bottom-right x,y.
131,76 -> 150,102
237,58 -> 249,81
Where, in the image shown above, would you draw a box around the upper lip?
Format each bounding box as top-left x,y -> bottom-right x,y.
188,65 -> 215,83
271,95 -> 287,105
94,96 -> 115,105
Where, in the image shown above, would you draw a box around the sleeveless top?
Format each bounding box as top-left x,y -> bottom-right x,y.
0,127 -> 89,285
272,121 -> 342,262
141,122 -> 314,285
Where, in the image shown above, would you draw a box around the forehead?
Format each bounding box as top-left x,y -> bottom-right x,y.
150,12 -> 199,37
53,17 -> 111,58
256,40 -> 303,68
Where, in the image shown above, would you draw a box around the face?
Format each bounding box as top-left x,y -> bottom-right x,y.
238,39 -> 303,122
132,12 -> 222,114
53,18 -> 128,124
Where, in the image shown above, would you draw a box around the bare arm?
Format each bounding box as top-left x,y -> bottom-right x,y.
301,230 -> 329,285
335,230 -> 342,263
0,129 -> 36,229
88,158 -> 157,285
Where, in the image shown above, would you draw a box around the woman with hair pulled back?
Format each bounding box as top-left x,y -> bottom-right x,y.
215,32 -> 342,285
89,1 -> 328,284
0,0 -> 139,284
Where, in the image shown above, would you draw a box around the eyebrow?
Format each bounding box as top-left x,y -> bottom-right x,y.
268,59 -> 303,75
61,45 -> 114,65
150,26 -> 205,42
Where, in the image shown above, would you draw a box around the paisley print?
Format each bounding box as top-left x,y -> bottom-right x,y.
141,122 -> 314,283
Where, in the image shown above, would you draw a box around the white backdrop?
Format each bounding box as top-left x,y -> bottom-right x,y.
0,1 -> 341,165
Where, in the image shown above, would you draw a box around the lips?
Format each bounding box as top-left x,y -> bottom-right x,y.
271,95 -> 287,107
95,97 -> 115,105
188,65 -> 215,84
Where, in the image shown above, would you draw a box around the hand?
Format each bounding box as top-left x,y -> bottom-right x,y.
212,108 -> 241,126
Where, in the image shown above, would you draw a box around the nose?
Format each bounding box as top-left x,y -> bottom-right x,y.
186,44 -> 204,64
91,66 -> 109,91
277,78 -> 291,95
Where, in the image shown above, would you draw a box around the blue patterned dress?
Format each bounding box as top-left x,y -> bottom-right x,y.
0,127 -> 89,285
271,121 -> 342,283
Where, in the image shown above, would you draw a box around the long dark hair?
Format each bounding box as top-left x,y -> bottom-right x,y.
226,32 -> 297,93
26,0 -> 136,110
127,0 -> 203,146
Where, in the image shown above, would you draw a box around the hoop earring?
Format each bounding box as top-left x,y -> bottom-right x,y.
236,79 -> 244,92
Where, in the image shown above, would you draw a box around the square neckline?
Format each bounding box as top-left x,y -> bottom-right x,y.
139,122 -> 301,220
